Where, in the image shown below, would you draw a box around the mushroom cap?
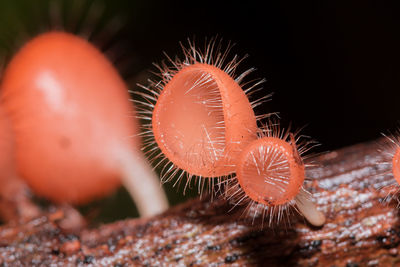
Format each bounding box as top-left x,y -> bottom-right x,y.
152,63 -> 257,177
236,137 -> 305,206
1,31 -> 139,204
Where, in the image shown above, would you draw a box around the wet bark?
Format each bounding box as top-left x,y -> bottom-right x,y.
0,140 -> 399,266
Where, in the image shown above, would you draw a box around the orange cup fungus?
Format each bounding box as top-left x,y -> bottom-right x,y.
0,32 -> 168,216
138,39 -> 325,226
137,40 -> 266,192
226,124 -> 326,227
382,133 -> 400,189
153,63 -> 257,177
236,137 -> 305,207
392,147 -> 400,185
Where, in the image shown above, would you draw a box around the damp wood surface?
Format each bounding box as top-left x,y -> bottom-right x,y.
0,140 -> 399,267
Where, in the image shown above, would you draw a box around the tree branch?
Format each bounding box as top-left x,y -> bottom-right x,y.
0,140 -> 399,266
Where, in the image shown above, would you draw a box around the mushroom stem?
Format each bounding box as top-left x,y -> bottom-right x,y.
295,188 -> 326,227
119,148 -> 169,217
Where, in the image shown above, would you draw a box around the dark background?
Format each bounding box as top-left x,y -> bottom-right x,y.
1,0 -> 399,221
130,0 -> 400,151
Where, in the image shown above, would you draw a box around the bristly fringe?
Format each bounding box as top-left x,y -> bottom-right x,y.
378,131 -> 400,205
381,130 -> 400,159
222,119 -> 319,228
133,37 -> 271,197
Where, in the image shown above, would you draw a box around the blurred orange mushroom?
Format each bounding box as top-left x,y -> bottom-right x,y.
1,32 -> 168,216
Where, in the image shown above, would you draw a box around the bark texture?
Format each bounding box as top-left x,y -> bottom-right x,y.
0,140 -> 399,266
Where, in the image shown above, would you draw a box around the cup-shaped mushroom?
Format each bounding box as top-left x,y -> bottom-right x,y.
228,130 -> 326,227
152,63 -> 258,178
